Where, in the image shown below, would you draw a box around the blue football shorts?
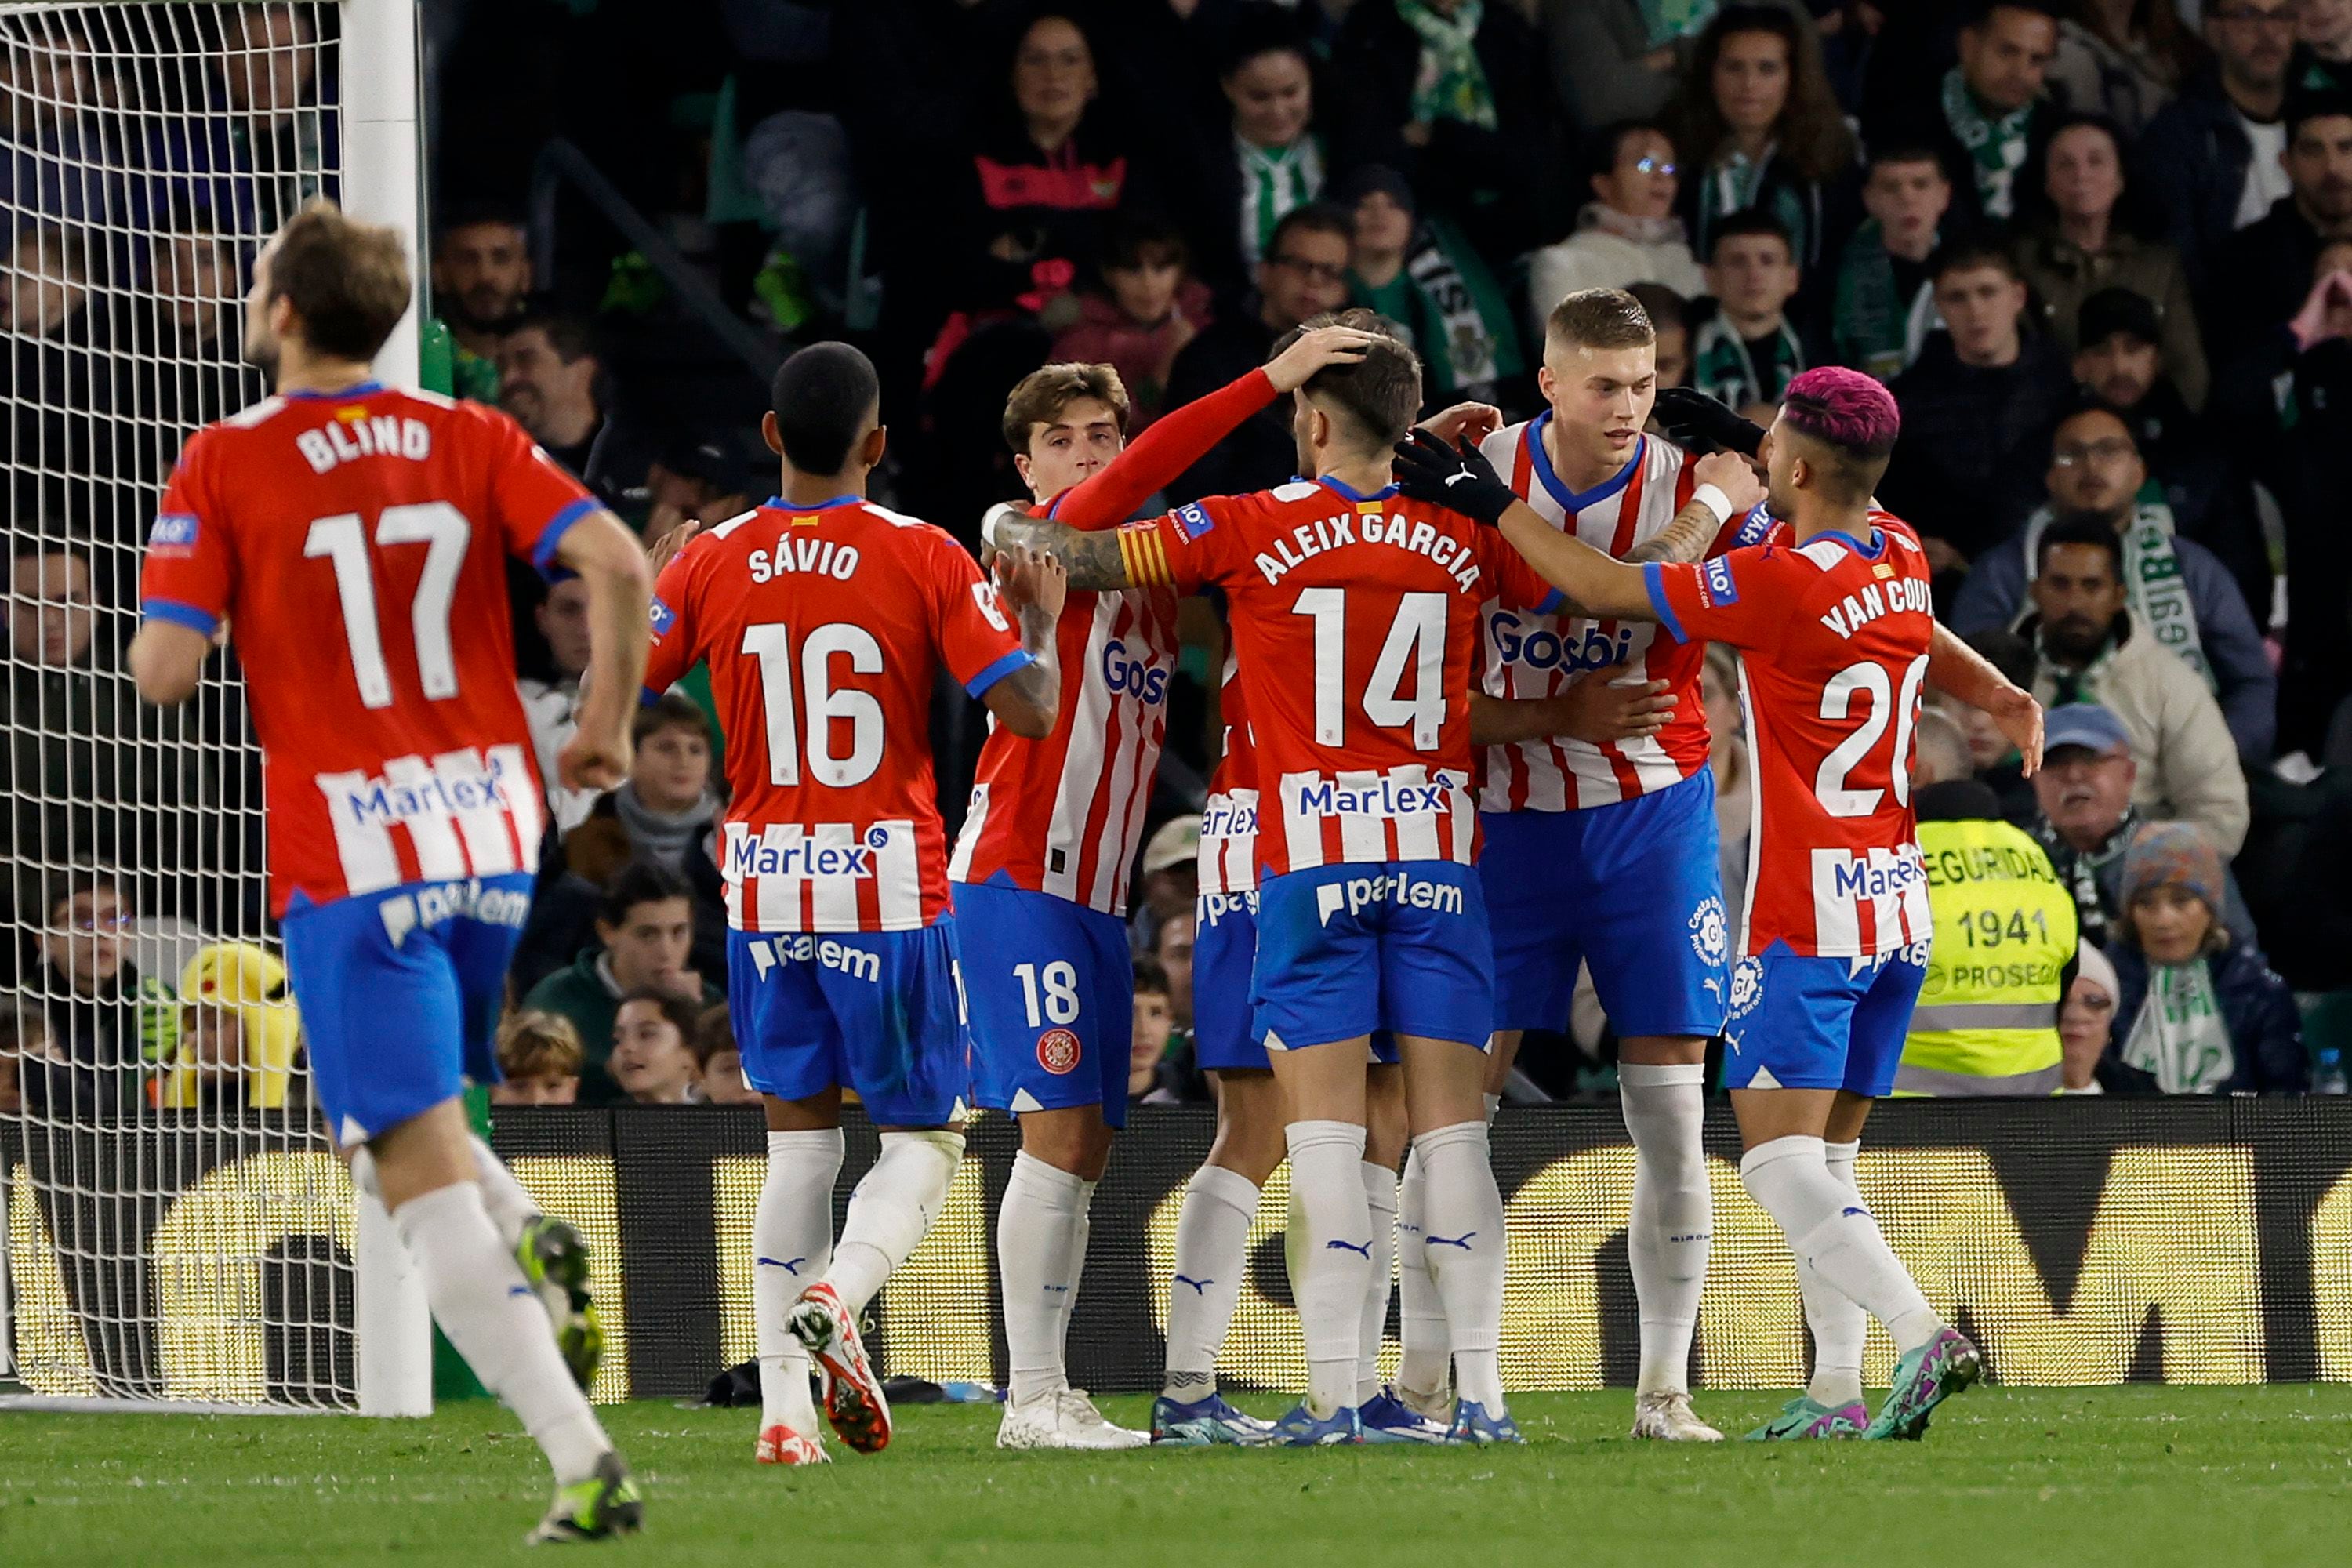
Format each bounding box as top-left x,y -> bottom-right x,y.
728,919 -> 968,1127
954,880 -> 1132,1127
1251,860 -> 1494,1053
1719,937 -> 1931,1098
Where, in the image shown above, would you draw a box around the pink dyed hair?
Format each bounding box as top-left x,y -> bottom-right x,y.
1780,366 -> 1900,459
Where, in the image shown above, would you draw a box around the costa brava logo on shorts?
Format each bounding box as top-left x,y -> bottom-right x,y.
1036,1028 -> 1081,1075
1687,895 -> 1729,967
1728,956 -> 1766,1019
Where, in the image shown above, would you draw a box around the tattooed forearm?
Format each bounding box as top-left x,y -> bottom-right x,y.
993,517 -> 1134,592
1624,499 -> 1726,565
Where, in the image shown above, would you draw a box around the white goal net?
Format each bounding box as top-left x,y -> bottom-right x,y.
2,0 -> 416,1410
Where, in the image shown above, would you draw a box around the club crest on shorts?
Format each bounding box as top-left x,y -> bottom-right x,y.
1728,956 -> 1765,1018
1036,1028 -> 1081,1074
1687,896 -> 1729,966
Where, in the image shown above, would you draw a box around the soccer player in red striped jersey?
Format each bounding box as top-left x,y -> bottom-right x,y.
956,324 -> 1379,1450
129,205 -> 648,1541
641,343 -> 1064,1466
1451,287 -> 1765,1442
1392,367 -> 2044,1446
996,311 -> 1560,1445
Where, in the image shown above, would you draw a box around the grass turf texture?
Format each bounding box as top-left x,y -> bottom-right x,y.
4,1386 -> 2350,1566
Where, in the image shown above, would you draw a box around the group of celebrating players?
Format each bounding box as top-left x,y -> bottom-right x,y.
125,200 -> 2045,1542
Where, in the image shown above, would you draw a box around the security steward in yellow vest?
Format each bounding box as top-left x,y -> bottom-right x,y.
1897,779 -> 2078,1096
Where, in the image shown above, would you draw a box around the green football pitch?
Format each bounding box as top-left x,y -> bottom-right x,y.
4,1386 -> 2349,1566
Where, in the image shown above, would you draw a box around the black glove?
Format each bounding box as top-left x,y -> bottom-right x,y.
1652,386 -> 1766,459
1390,429 -> 1518,526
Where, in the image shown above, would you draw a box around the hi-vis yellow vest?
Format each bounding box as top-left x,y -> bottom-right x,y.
1896,818 -> 2078,1096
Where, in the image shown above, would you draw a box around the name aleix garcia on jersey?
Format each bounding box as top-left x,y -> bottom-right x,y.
1180,488 -> 1484,595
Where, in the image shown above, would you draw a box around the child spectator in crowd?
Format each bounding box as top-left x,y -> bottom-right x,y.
1339,163 -> 1523,405
2104,822 -> 2305,1095
520,862 -> 723,1105
492,1011 -> 585,1107
1693,209 -> 1810,419
1835,144 -> 1951,380
153,942 -> 298,1112
609,989 -> 706,1105
1528,121 -> 1706,339
593,694 -> 720,880
1129,957 -> 1177,1105
1049,213 -> 1213,430
691,1004 -> 761,1107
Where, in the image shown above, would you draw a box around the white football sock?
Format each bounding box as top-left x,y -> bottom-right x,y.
1163,1164 -> 1258,1400
757,1128 -> 843,1434
1740,1134 -> 1939,1355
826,1128 -> 963,1316
1414,1120 -> 1507,1414
1000,1152 -> 1087,1406
470,1134 -> 540,1251
1357,1160 -> 1399,1406
1800,1139 -> 1868,1407
1285,1120 -> 1370,1417
1395,1148 -> 1449,1400
1619,1063 -> 1711,1396
1483,1091 -> 1501,1124
349,1147 -> 381,1201
1064,1175 -> 1097,1347
393,1181 -> 611,1485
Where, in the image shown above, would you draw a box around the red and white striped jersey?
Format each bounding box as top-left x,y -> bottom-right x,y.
1120,477 -> 1561,877
1475,416 -> 1744,812
1197,651 -> 1260,895
644,497 -> 1031,934
949,503 -> 1177,915
1644,510 -> 1936,960
138,384 -> 591,915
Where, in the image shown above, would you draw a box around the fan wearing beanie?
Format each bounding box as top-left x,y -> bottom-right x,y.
2103,823 -> 2306,1095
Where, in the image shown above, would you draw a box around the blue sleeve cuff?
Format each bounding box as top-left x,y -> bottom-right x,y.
141,597 -> 220,638
964,646 -> 1036,699
1534,587 -> 1565,617
1642,564 -> 1689,644
531,496 -> 600,575
639,684 -> 665,706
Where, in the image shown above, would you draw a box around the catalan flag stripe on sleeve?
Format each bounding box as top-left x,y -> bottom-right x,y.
1118,522 -> 1172,586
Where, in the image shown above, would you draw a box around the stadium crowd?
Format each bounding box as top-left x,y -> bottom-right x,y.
9,0 -> 2352,1121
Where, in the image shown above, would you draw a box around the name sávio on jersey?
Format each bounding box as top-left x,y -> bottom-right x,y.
295,414 -> 432,474
1818,576 -> 1931,639
1296,771 -> 1465,819
1251,510 -> 1481,594
744,932 -> 882,984
726,827 -> 890,881
748,537 -> 860,583
1490,609 -> 1632,673
379,877 -> 530,949
1313,870 -> 1465,926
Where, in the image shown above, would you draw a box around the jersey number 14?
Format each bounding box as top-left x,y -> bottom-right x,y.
1293,588 -> 1446,750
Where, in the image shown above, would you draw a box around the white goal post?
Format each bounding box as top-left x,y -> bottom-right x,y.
2,0 -> 428,1414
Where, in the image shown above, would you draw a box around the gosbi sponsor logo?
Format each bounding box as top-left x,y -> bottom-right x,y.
1199,891 -> 1258,927
1489,610 -> 1633,674
1312,871 -> 1465,927
1099,637 -> 1169,705
1036,1028 -> 1081,1075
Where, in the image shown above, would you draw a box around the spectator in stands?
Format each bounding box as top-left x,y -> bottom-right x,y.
430,201 -> 532,405
2015,114 -> 2209,409
2260,256 -> 2352,753
1951,404 -> 2274,761
519,575 -> 596,835
2299,0 -> 2352,96
1164,204 -> 1351,503
1537,0 -> 1693,129
1880,238 -> 2074,570
1693,209 -> 1811,421
1154,905 -> 1196,1033
138,215 -> 255,477
510,814 -> 638,995
520,861 -> 720,1105
0,997 -> 44,1115
2104,821 -> 2305,1094
1832,143 -> 1951,381
1673,5 -> 1857,276
490,1011 -> 583,1107
1526,122 -> 1706,342
1050,212 -> 1214,430
1327,0 -> 1562,263
495,314 -> 608,484
217,3 -> 335,232
4,544 -> 143,897
154,942 -> 297,1113
1131,814 -> 1200,957
2026,703 -> 2251,948
2201,90 -> 2352,356
1933,626 -> 2042,811
2140,0 -> 2300,290
2060,939 -> 2121,1091
1628,281 -> 1694,386
1183,18 -> 1330,299
1129,956 -> 1178,1104
24,868 -> 141,1121
1338,164 -> 1520,406
609,989 -> 706,1106
691,1004 -> 759,1107
643,432 -> 760,546
582,695 -> 720,883
2047,0 -> 2201,133
1875,2 -> 2062,226
2017,521 -> 2253,851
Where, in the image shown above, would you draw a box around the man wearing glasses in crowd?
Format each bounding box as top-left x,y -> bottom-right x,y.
1165,205 -> 1356,503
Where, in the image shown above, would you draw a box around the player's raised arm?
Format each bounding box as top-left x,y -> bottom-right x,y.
979,543 -> 1068,738
985,509 -> 1136,593
1928,621 -> 2045,775
1389,430 -> 1652,620
130,438 -> 230,707
550,508 -> 654,790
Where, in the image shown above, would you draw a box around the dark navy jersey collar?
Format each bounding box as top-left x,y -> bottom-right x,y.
285,379 -> 385,402
764,494 -> 862,512
1526,410 -> 1641,513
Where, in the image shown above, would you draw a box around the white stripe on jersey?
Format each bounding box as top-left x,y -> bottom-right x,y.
314,746 -> 540,898
1198,787 -> 1260,894
1040,597 -> 1120,902
808,822 -> 862,929
437,747 -> 521,877
1275,764 -> 1473,870
947,783 -> 989,881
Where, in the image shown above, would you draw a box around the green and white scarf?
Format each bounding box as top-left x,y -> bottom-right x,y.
1238,133 -> 1326,267
1832,220 -> 1940,381
1940,67 -> 2034,220
1351,216 -> 1524,394
2122,957 -> 2234,1093
1692,313 -> 1804,410
1399,0 -> 1497,132
2019,499 -> 2214,692
1637,0 -> 1718,49
1696,143 -> 1812,267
